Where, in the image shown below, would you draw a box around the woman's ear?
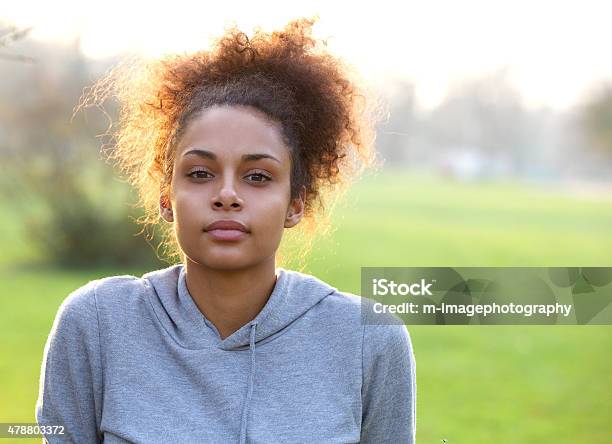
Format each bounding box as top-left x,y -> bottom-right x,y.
285,186 -> 305,228
160,195 -> 174,223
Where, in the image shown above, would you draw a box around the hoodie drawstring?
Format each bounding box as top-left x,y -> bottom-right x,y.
239,321 -> 258,444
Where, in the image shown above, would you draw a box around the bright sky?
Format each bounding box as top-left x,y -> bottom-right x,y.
2,0 -> 612,111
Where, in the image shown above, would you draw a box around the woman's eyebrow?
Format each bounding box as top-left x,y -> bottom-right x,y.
182,148 -> 281,164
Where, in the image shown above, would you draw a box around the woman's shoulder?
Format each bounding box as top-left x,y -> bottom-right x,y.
61,264 -> 180,314
46,272 -> 142,340
284,268 -> 403,323
319,288 -> 407,333
322,288 -> 363,311
295,273 -> 413,356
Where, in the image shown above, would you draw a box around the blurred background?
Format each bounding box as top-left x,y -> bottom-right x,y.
1,1 -> 611,443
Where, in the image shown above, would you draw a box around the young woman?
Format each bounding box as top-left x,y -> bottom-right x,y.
35,17 -> 416,443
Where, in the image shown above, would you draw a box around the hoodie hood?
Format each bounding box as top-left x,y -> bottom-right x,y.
142,264 -> 338,351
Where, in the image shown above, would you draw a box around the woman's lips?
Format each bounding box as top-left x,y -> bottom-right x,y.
206,229 -> 248,241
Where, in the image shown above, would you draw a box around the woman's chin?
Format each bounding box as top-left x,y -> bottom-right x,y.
187,252 -> 256,271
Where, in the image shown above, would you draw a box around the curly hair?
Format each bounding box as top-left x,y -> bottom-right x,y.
77,16 -> 384,268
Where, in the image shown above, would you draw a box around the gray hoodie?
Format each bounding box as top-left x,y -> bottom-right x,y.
35,264 -> 416,443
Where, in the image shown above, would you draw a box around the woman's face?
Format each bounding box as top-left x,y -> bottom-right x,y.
163,104 -> 304,270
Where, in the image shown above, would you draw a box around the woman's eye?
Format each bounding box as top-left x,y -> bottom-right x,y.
186,170 -> 271,183
187,170 -> 212,179
246,173 -> 272,183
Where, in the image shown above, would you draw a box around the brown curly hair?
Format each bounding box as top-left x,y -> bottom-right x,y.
77,16 -> 384,269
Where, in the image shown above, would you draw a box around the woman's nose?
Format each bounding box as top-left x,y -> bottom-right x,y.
212,178 -> 243,209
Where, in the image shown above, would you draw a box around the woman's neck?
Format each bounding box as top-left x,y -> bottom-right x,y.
183,257 -> 278,340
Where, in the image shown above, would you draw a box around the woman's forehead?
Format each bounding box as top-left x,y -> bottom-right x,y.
176,105 -> 290,163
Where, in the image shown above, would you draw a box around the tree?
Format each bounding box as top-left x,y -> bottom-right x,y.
0,22 -> 35,63
0,28 -> 165,268
580,83 -> 612,159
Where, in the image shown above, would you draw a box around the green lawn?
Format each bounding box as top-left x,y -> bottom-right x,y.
1,170 -> 611,443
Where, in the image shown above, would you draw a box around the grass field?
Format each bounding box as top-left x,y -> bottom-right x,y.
1,169 -> 611,443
